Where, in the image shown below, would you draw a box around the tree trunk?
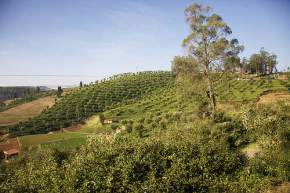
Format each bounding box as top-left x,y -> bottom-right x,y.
202,36 -> 216,117
205,67 -> 216,117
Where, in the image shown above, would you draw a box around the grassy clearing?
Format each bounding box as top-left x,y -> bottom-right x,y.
40,137 -> 87,151
19,132 -> 87,149
78,115 -> 110,134
18,115 -> 108,151
0,96 -> 55,126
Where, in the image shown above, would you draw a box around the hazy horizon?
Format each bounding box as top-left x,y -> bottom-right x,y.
1,0 -> 290,86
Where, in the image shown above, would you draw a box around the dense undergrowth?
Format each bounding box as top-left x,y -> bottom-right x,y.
1,72 -> 289,192
1,101 -> 289,192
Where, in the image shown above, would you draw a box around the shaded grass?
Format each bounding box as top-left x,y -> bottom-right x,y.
40,137 -> 87,151
19,115 -> 108,151
19,132 -> 87,149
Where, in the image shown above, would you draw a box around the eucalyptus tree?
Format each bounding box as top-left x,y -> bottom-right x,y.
182,4 -> 243,115
171,56 -> 207,111
247,48 -> 277,75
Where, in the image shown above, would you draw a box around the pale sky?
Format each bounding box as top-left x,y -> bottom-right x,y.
0,0 -> 289,86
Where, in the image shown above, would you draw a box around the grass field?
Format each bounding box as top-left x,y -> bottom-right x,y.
19,132 -> 86,147
0,96 -> 55,126
19,132 -> 88,151
18,115 -> 109,151
40,137 -> 87,151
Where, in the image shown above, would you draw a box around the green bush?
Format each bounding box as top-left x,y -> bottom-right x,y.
125,123 -> 133,133
133,123 -> 145,137
110,123 -> 119,131
213,111 -> 230,123
70,132 -> 246,192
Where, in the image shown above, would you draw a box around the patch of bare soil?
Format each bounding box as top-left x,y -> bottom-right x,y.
242,143 -> 260,158
3,99 -> 13,106
0,96 -> 55,126
217,103 -> 235,111
63,125 -> 82,132
0,138 -> 20,152
115,125 -> 126,134
257,92 -> 290,104
265,182 -> 290,193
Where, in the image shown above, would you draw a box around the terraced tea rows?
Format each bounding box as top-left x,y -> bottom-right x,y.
10,71 -> 174,136
8,72 -> 290,137
215,76 -> 289,101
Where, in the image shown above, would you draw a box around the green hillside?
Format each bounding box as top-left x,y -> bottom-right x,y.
1,72 -> 290,193
1,1 -> 290,192
10,71 -> 174,136
9,72 -> 289,150
215,74 -> 289,102
8,72 -> 290,137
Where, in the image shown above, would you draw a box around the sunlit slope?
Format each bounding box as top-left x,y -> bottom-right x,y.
10,71 -> 174,136
215,75 -> 289,102
0,96 -> 55,126
9,72 -> 290,137
12,73 -> 290,151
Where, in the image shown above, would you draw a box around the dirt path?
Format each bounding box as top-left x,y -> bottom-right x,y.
265,182 -> 290,193
257,92 -> 290,104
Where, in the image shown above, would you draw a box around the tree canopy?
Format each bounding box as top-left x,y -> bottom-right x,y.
181,3 -> 243,115
245,48 -> 277,75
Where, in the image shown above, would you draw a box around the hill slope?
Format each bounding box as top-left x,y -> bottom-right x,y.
10,71 -> 174,136
0,96 -> 55,126
8,72 -> 290,137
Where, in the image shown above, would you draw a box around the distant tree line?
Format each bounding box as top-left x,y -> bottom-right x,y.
225,48 -> 277,75
0,87 -> 38,101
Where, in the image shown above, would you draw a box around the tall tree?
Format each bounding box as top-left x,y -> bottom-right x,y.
57,86 -> 63,98
247,48 -> 277,75
224,56 -> 241,72
172,56 -> 209,116
182,4 -> 243,115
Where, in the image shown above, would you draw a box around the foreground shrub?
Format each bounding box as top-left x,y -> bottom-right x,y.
63,130 -> 247,193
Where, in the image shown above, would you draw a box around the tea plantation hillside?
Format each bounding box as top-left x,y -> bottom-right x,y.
1,72 -> 290,192
8,72 -> 290,137
214,74 -> 290,102
10,71 -> 174,136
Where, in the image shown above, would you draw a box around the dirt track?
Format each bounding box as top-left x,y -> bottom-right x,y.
257,92 -> 290,104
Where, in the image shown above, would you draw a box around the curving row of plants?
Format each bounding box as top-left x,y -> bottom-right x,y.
214,74 -> 289,102
10,71 -> 174,136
